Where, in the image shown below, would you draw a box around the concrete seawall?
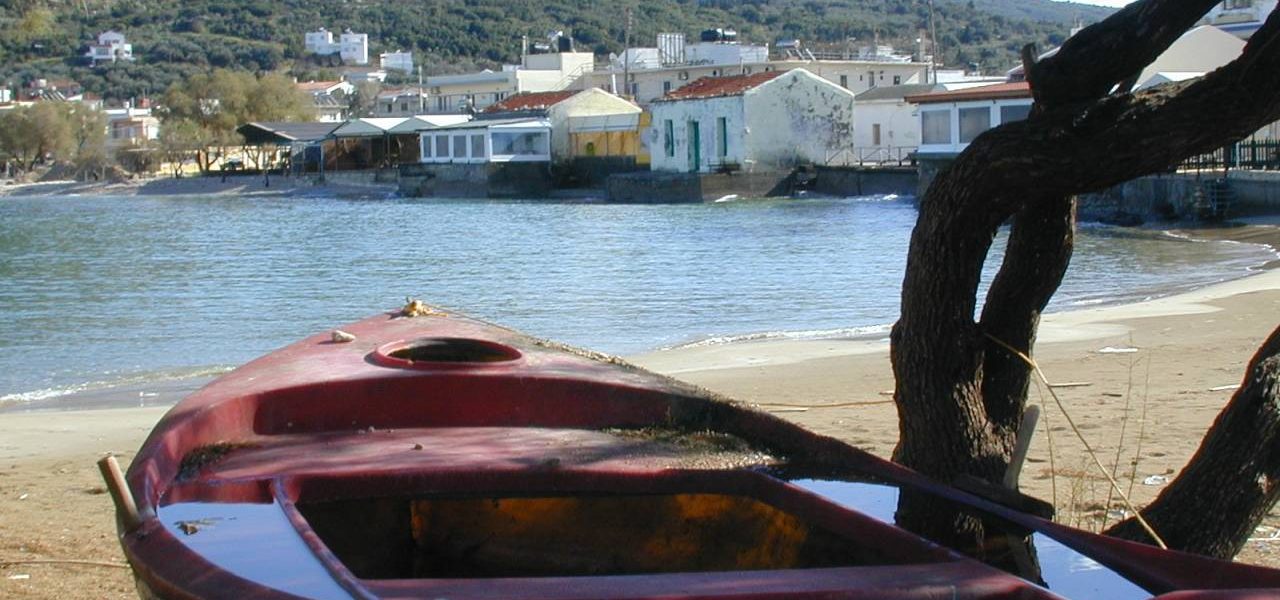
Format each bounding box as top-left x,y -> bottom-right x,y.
813,166 -> 917,197
399,163 -> 554,198
1081,170 -> 1280,223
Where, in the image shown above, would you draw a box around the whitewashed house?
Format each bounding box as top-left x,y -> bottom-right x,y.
380,51 -> 414,74
86,31 -> 133,64
480,88 -> 641,164
907,82 -> 1033,158
647,69 -> 857,173
296,80 -> 356,122
1132,25 -> 1245,89
848,83 -> 942,165
304,28 -> 369,65
1203,0 -> 1277,38
375,88 -> 429,117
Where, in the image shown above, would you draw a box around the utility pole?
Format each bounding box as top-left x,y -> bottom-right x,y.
418,65 -> 425,114
927,0 -> 940,84
623,6 -> 633,99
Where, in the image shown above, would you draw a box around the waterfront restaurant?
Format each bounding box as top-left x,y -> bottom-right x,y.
418,118 -> 552,164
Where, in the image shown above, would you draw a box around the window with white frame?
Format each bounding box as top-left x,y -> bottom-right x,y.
999,104 -> 1031,124
958,107 -> 991,143
491,130 -> 548,157
921,110 -> 951,145
452,135 -> 467,158
421,136 -> 433,159
470,134 -> 485,158
434,135 -> 449,158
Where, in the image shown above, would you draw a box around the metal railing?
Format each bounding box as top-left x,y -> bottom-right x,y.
823,146 -> 916,167
1181,139 -> 1280,172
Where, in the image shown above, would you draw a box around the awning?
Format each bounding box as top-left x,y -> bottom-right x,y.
330,118 -> 410,138
387,115 -> 473,134
568,113 -> 640,133
237,122 -> 339,145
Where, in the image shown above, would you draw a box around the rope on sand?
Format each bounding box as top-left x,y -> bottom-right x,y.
753,399 -> 894,409
1,559 -> 129,570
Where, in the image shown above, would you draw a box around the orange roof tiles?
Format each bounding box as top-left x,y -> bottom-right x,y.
483,90 -> 579,113
904,81 -> 1031,104
296,81 -> 344,93
658,70 -> 788,101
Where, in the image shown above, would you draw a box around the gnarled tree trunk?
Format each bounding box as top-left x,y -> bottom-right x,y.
892,0 -> 1280,557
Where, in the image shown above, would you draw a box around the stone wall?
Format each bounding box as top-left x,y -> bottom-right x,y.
606,171 -> 794,203
813,166 -> 917,198
399,163 -> 555,198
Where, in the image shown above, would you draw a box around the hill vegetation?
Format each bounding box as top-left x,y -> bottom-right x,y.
0,0 -> 1113,103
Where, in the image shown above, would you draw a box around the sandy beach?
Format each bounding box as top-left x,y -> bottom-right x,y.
2,223 -> 1279,598
0,174 -> 397,199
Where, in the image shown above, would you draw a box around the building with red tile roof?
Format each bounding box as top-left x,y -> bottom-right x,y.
648,68 -> 856,174
482,90 -> 579,114
655,70 -> 788,102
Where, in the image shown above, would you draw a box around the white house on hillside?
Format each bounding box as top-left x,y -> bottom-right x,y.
647,68 -> 857,173
381,51 -> 414,74
304,28 -> 369,65
86,31 -> 133,64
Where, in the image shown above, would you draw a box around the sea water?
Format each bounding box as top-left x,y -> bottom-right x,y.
0,193 -> 1273,407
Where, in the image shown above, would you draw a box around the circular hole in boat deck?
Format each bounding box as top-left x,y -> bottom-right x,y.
371,337 -> 522,369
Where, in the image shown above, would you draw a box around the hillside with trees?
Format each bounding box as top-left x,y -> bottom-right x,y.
0,0 -> 1112,102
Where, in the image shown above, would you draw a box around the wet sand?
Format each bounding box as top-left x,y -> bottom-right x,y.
2,223 -> 1279,597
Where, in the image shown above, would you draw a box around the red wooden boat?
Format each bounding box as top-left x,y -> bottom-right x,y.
108,306 -> 1280,599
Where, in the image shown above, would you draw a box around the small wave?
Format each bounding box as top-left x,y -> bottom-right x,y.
667,324 -> 894,350
0,365 -> 234,405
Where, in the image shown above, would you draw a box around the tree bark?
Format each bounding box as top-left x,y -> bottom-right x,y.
891,0 -> 1280,558
1105,325 -> 1280,558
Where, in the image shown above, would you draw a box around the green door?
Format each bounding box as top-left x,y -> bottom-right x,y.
687,120 -> 701,172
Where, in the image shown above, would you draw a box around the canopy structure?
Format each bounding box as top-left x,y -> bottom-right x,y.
387,114 -> 472,135
236,122 -> 338,145
567,113 -> 640,134
234,122 -> 338,173
330,118 -> 409,138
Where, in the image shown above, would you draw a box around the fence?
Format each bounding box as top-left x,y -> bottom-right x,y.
823,146 -> 916,167
1181,139 -> 1280,172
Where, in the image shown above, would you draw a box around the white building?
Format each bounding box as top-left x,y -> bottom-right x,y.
375,88 -> 429,117
1132,25 -> 1245,89
419,118 -> 553,164
381,51 -> 414,74
424,49 -> 595,114
304,28 -> 369,65
846,83 -> 944,165
908,82 -> 1032,157
1203,0 -> 1277,38
648,68 -> 857,173
582,33 -> 929,107
296,80 -> 356,123
86,31 -> 133,64
481,87 -> 641,163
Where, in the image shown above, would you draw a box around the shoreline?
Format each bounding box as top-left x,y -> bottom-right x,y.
3,225 -> 1280,596
0,174 -> 397,199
